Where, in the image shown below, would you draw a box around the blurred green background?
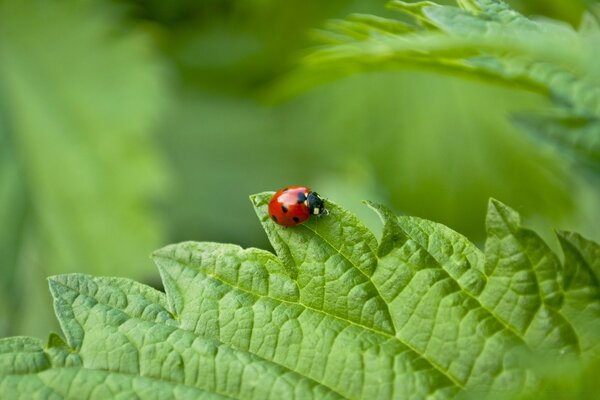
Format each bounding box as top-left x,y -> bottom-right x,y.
1,0 -> 599,339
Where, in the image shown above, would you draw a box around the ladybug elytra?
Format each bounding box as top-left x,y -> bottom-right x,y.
268,186 -> 328,227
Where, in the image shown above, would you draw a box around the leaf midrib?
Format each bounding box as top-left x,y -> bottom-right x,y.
300,223 -> 393,329
490,207 -> 582,353
170,260 -> 464,391
399,219 -> 533,350
287,219 -> 466,389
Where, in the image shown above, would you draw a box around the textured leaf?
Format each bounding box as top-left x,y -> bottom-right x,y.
1,194 -> 599,398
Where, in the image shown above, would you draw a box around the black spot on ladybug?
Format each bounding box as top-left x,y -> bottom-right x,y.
271,215 -> 278,223
297,192 -> 306,204
293,217 -> 300,223
281,205 -> 288,213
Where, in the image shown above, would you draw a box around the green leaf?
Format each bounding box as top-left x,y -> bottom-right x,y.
1,195 -> 599,398
513,114 -> 600,174
298,0 -> 600,174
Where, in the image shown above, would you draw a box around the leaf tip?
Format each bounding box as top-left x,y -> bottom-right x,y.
364,200 -> 388,219
555,229 -> 569,240
487,197 -> 505,210
364,200 -> 403,257
152,242 -> 198,266
46,275 -> 63,293
555,230 -> 574,254
362,199 -> 378,210
486,197 -> 521,234
151,245 -> 171,260
249,192 -> 274,207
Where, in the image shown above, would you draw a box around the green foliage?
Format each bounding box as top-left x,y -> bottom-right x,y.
1,194 -> 598,399
513,113 -> 600,175
0,1 -> 167,336
301,0 -> 600,175
138,0 -> 600,271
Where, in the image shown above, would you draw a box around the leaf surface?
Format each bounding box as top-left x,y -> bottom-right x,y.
1,194 -> 599,399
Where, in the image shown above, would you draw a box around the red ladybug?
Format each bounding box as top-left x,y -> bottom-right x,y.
268,186 -> 328,227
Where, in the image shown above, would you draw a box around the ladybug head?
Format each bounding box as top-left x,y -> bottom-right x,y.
307,192 -> 328,216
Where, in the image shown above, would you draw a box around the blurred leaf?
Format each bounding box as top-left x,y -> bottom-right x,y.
141,0 -> 354,94
519,355 -> 600,400
514,113 -> 600,175
510,0 -> 588,26
294,0 -> 600,176
0,125 -> 27,336
0,0 -> 167,337
1,196 -> 599,398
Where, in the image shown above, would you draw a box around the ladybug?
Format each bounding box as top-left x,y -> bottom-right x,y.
268,186 -> 328,227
